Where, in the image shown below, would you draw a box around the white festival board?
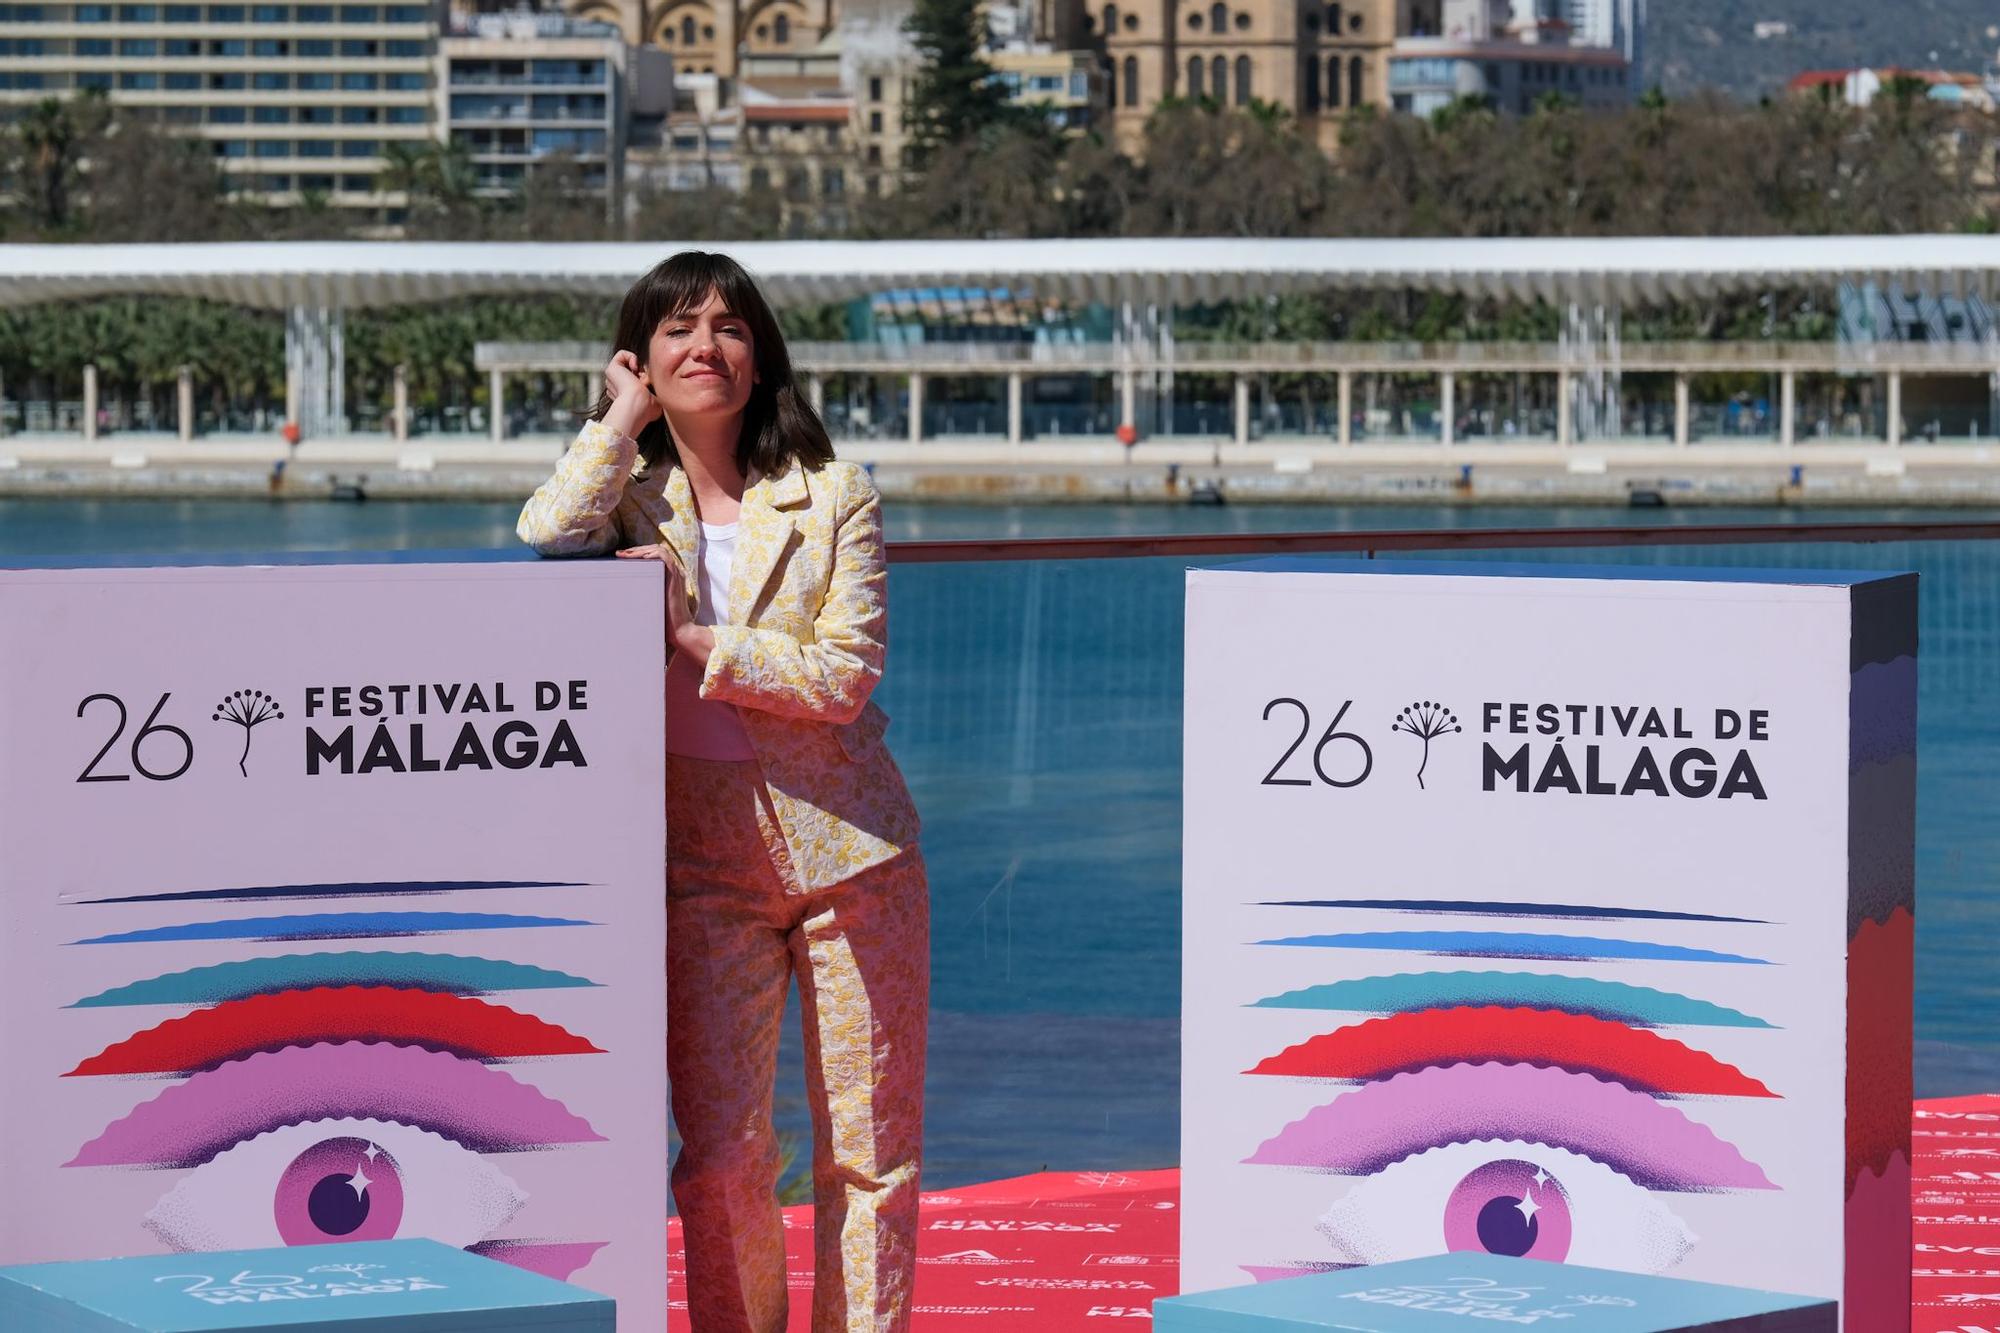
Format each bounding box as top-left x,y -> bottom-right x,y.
0,559 -> 667,1330
1183,559 -> 1914,1329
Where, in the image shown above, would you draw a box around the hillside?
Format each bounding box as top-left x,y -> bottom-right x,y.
1647,0 -> 1998,100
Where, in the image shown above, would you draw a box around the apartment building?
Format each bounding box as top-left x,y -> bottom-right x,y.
440,9 -> 657,216
0,0 -> 436,217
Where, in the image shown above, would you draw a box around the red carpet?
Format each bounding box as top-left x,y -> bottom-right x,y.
666,1094 -> 2000,1328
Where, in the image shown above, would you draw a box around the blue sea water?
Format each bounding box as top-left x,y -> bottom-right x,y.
4,497 -> 1999,1187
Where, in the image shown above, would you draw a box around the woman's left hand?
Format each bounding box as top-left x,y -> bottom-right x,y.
617,544 -> 715,666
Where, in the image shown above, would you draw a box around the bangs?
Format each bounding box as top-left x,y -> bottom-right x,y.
630,253 -> 763,331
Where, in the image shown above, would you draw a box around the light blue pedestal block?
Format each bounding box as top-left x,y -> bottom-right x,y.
1154,1254 -> 1836,1333
0,1240 -> 614,1332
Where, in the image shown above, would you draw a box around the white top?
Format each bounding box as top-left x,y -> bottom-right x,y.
663,519 -> 755,761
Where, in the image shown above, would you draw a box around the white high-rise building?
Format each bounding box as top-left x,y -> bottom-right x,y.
1560,0 -> 1643,66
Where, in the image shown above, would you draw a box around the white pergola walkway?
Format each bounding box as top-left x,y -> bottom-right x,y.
2,236 -> 1997,442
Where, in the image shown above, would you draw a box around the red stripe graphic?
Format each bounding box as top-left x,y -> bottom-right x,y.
65,986 -> 602,1075
1246,1005 -> 1777,1097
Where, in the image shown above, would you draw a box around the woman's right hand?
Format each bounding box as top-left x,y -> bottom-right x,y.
602,350 -> 661,439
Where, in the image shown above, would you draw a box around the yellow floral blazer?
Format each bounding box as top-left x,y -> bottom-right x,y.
517,418 -> 921,893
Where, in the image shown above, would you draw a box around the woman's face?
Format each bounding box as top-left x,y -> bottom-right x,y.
642,288 -> 758,423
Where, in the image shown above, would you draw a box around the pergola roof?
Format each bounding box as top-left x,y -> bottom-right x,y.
0,236 -> 1996,310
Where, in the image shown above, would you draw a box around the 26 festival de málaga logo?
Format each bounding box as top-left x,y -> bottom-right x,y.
1259,693 -> 1772,800
74,679 -> 596,784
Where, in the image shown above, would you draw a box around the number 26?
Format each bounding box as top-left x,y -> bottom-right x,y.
1261,697 -> 1372,788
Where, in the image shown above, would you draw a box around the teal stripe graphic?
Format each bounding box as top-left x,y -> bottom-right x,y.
68,951 -> 600,1007
1249,971 -> 1775,1029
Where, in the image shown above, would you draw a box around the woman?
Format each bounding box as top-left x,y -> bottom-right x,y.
517,251 -> 927,1333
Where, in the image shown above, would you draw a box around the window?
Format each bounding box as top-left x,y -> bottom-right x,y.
298,139 -> 334,157
295,38 -> 330,54
164,36 -> 197,52
252,38 -> 286,53
207,37 -> 245,53
1303,54 -> 1319,110
121,4 -> 155,17
214,139 -> 247,157
784,166 -> 809,201
386,72 -> 425,90
253,71 -> 288,89
341,39 -> 377,56
78,71 -> 111,88
1233,10 -> 1248,28
341,174 -> 370,190
118,71 -> 158,88
254,139 -> 289,157
1186,55 -> 1201,97
868,109 -> 882,132
297,104 -> 333,122
749,166 -> 769,191
254,105 -> 289,122
386,39 -> 422,55
1102,3 -> 1116,35
296,71 -> 332,89
1326,54 -> 1341,106
383,4 -> 425,19
387,105 -> 425,122
869,75 -> 882,101
680,15 -> 695,44
865,144 -> 880,165
774,12 -> 788,42
163,4 -> 198,17
1104,55 -> 1115,104
1210,54 -> 1225,100
76,3 -> 111,18
251,3 -> 283,18
1326,3 -> 1340,29
209,72 -> 245,88
824,122 -> 839,145
341,72 -> 378,90
207,3 -> 243,18
346,4 -> 376,17
340,105 -> 377,122
1235,54 -> 1250,103
1209,3 -> 1224,30
1120,54 -> 1135,105
257,174 -> 291,190
76,38 -> 111,54
1348,53 -> 1362,104
163,105 -> 200,122
164,71 -> 199,88
1187,10 -> 1200,27
823,166 -> 843,197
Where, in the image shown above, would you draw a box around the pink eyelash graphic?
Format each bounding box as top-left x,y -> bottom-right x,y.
65,1041 -> 603,1169
1245,1062 -> 1776,1192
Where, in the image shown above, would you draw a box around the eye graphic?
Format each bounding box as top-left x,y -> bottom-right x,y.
144,1119 -> 527,1252
70,910 -> 594,946
1249,971 -> 1774,1030
67,1041 -> 602,1169
66,987 -> 602,1076
1312,1142 -> 1695,1273
69,952 -> 600,1008
1246,1062 -> 1775,1193
1252,930 -> 1770,966
1245,1007 -> 1775,1098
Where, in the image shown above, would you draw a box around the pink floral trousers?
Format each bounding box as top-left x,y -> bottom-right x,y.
666,754 -> 929,1333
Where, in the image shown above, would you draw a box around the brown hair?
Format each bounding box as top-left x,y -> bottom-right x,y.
587,250 -> 834,476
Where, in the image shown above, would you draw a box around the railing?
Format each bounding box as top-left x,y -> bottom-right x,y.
887,519 -> 2000,563
477,338 -> 2000,376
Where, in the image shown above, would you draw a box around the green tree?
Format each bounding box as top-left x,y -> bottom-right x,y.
15,89 -> 110,232
901,0 -> 1012,167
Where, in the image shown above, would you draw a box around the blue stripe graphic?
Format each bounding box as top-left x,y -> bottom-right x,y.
73,880 -> 585,905
70,911 -> 594,945
1257,899 -> 1767,924
1253,930 -> 1771,965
